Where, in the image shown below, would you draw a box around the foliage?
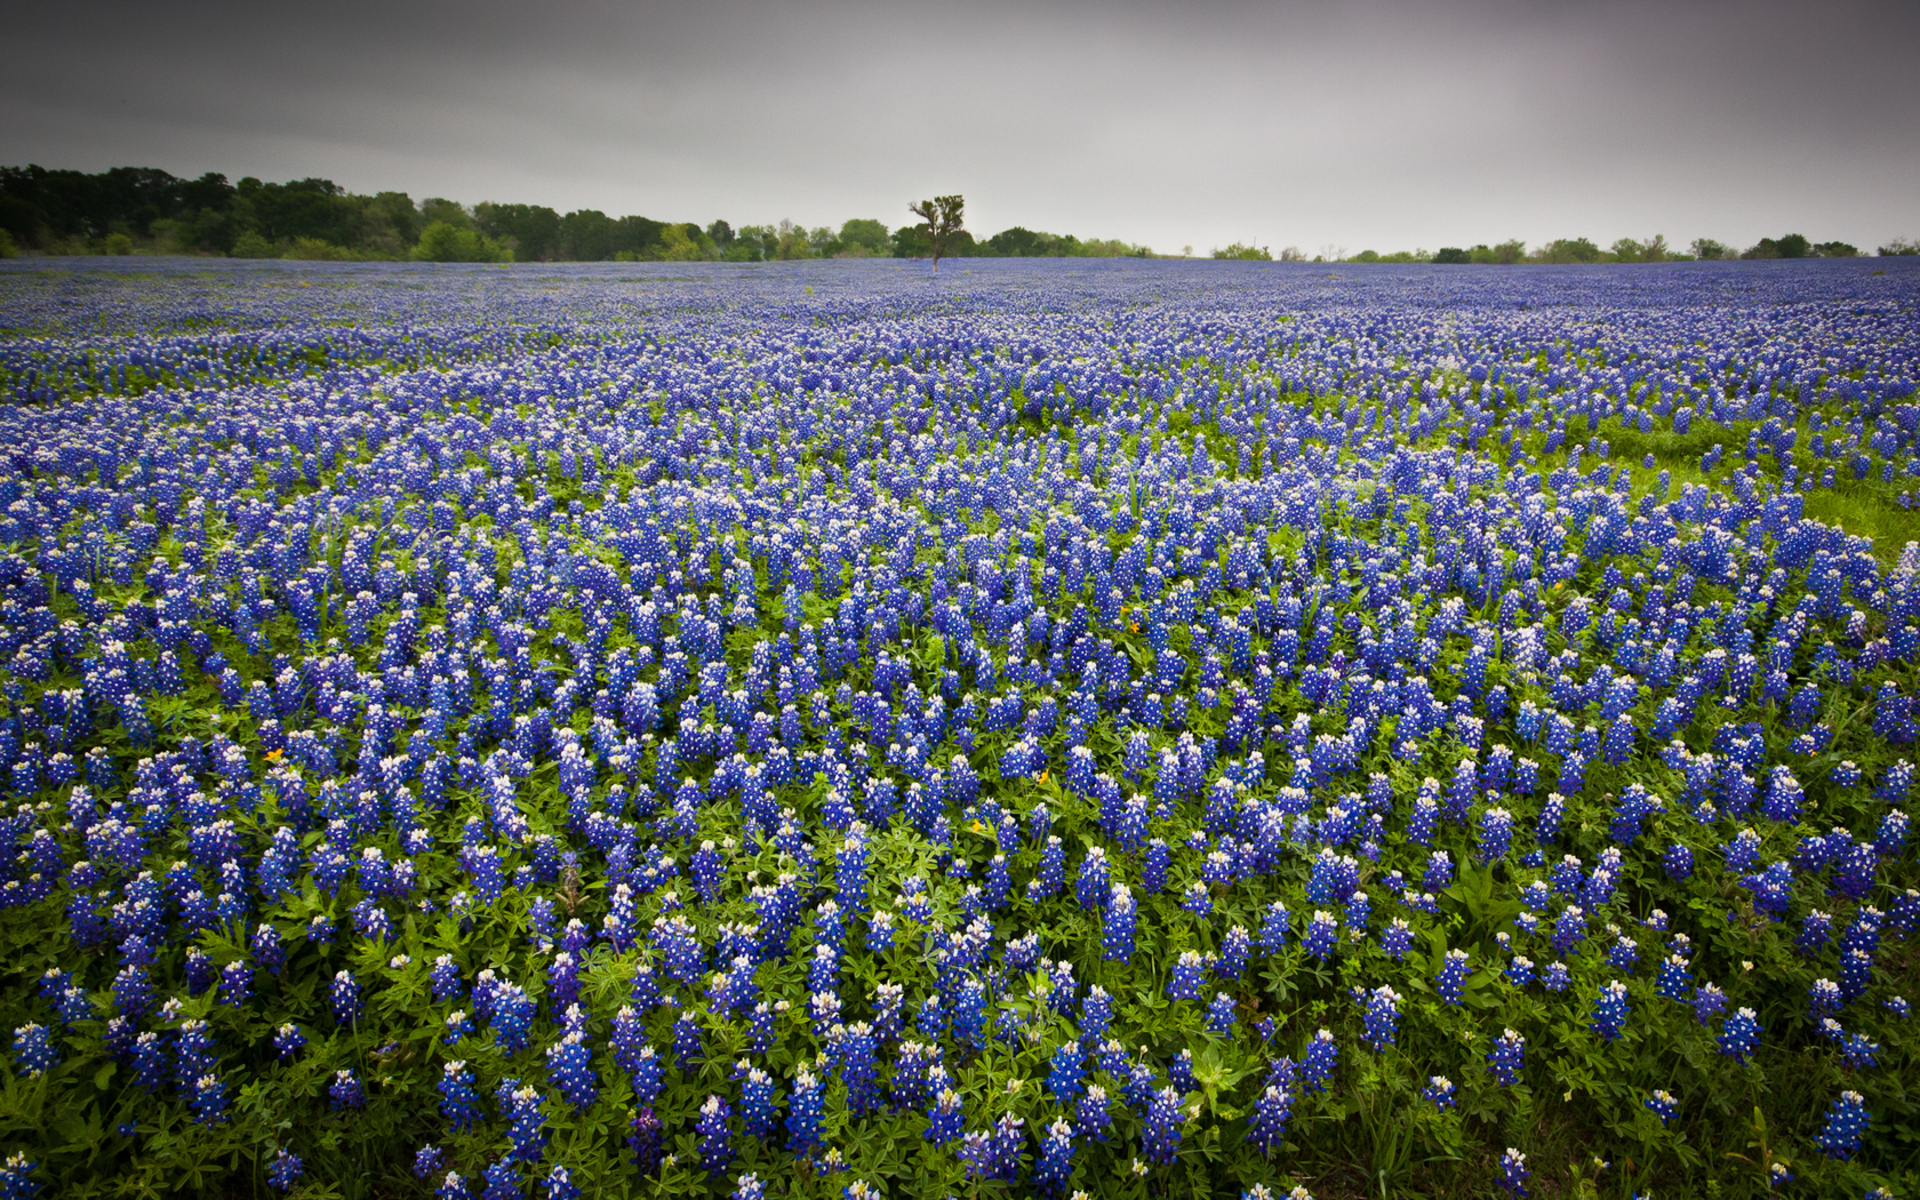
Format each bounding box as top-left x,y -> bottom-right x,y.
414,222 -> 512,263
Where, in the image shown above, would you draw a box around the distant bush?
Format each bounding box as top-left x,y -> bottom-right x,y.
1469,240 -> 1528,264
413,221 -> 510,263
1213,242 -> 1272,261
231,231 -> 276,259
1531,237 -> 1604,264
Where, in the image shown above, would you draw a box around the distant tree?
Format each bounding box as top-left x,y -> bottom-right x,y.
476,203 -> 560,261
559,210 -> 615,260
837,218 -> 891,257
1433,247 -> 1471,264
1467,241 -> 1529,264
1744,233 -> 1809,260
657,222 -> 716,261
706,220 -> 734,250
413,221 -> 508,262
1277,245 -> 1307,261
985,226 -> 1044,256
773,219 -> 811,260
890,224 -> 930,258
733,225 -> 776,261
1534,237 -> 1603,264
1213,243 -> 1271,261
1879,238 -> 1918,256
1689,237 -> 1731,261
907,195 -> 965,270
418,198 -> 472,229
1814,241 -> 1858,258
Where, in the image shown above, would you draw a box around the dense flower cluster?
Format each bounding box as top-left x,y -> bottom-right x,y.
0,258 -> 1915,1196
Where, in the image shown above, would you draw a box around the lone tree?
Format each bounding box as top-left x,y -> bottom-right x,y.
908,195 -> 965,270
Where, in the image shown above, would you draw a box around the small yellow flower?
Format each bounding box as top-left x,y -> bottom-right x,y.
263,748 -> 283,762
970,820 -> 984,834
1038,770 -> 1049,783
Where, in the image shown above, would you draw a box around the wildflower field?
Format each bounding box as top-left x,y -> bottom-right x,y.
0,256 -> 1917,1200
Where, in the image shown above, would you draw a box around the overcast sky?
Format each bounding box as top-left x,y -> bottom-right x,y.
4,0 -> 1915,255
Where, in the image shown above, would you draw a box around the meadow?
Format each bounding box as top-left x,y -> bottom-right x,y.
0,255 -> 1916,1200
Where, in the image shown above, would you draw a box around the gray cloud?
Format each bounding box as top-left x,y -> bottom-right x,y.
2,0 -> 1915,253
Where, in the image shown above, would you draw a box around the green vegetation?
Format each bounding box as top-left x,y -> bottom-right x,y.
1339,233 -> 1877,266
0,166 -> 1166,263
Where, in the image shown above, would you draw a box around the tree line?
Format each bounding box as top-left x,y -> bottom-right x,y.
1324,234 -> 1910,264
0,166 -> 1152,263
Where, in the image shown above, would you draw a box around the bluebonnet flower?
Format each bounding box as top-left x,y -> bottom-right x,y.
0,1153 -> 37,1199
1362,986 -> 1399,1051
1645,1090 -> 1677,1124
266,1149 -> 302,1193
1076,1083 -> 1112,1141
1692,983 -> 1728,1025
1478,807 -> 1514,863
1486,1029 -> 1525,1085
1496,1148 -> 1529,1196
924,1082 -> 964,1147
1103,884 -> 1136,962
1248,1081 -> 1293,1155
1302,911 -> 1339,962
789,1067 -> 826,1155
330,970 -> 361,1025
1422,1076 -> 1456,1110
546,1031 -> 597,1111
1197,990 -> 1235,1035
1259,901 -> 1292,954
481,1159 -> 518,1200
330,1069 -> 366,1111
440,1061 -> 481,1132
1300,1030 -> 1338,1094
1382,918 -> 1414,961
1035,1117 -> 1075,1195
11,1025 -> 57,1077
1717,1007 -> 1761,1062
1168,951 -> 1207,1002
1436,950 -> 1471,1006
1141,1086 -> 1185,1165
1591,980 -> 1630,1041
544,1166 -> 580,1200
1655,954 -> 1692,1001
501,1080 -> 548,1164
